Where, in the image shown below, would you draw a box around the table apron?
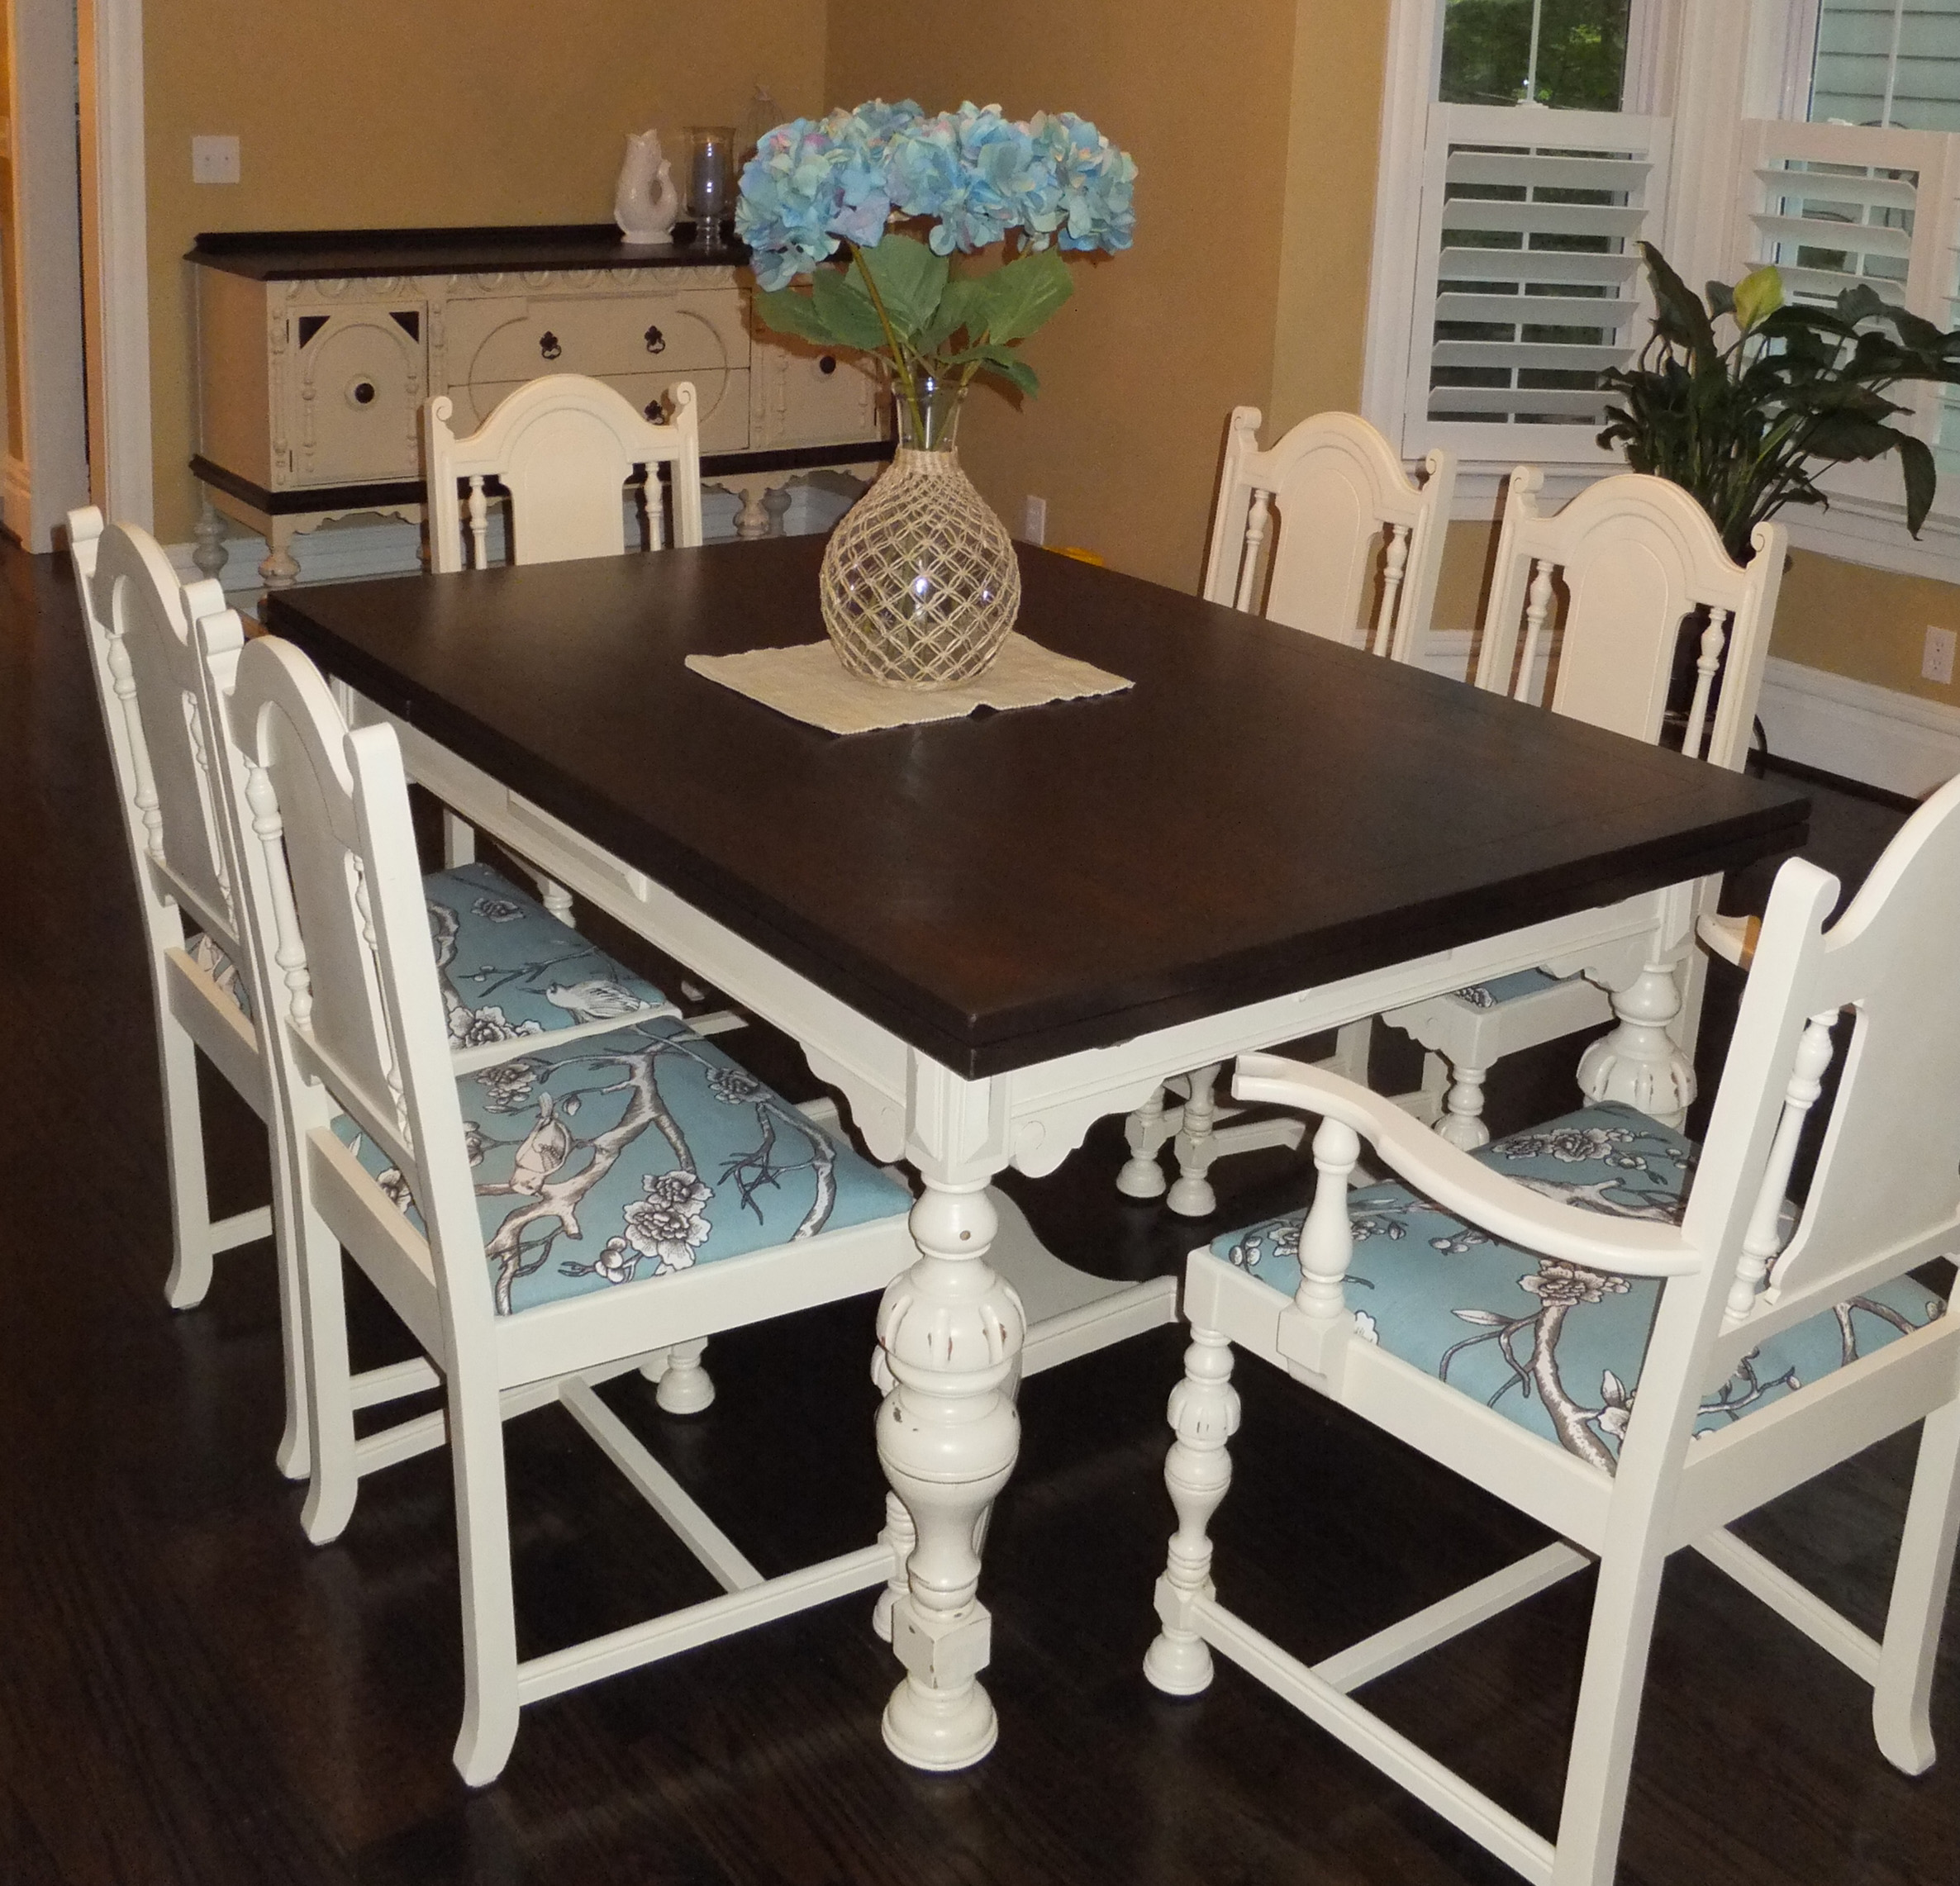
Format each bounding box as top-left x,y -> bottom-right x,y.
371,703 -> 1682,1188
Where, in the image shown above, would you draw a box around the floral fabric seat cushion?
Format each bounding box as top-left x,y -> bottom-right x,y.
187,862 -> 668,1042
335,1015 -> 912,1316
422,862 -> 669,1043
1449,967 -> 1569,1010
1211,1102 -> 1945,1471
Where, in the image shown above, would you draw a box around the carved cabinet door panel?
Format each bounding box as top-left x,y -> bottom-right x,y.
288,310 -> 425,488
753,331 -> 883,450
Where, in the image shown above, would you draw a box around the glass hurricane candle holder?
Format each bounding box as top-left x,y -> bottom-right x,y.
687,126 -> 735,246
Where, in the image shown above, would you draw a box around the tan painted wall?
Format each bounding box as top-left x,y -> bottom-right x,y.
144,0 -> 829,540
1767,547 -> 1960,707
825,0 -> 1388,592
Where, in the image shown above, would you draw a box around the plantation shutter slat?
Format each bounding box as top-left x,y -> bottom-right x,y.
1401,102 -> 1672,467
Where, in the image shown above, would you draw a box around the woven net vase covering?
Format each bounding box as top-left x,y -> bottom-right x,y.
819,446 -> 1022,690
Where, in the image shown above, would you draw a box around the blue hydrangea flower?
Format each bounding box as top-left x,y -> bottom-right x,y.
735,97 -> 1136,284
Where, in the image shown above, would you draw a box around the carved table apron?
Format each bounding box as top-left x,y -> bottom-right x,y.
263,536 -> 1809,1772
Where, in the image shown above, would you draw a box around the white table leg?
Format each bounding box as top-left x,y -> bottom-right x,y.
1577,955 -> 1695,1128
873,1179 -> 1025,1770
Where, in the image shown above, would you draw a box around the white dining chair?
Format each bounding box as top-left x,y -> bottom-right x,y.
68,508 -> 673,1482
198,613 -> 922,1784
1382,469 -> 1786,1149
422,373 -> 704,899
424,372 -> 704,574
1147,775 -> 1960,1886
1118,408 -> 1457,1215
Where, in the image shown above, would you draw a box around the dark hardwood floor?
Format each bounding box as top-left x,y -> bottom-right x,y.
4,534 -> 1954,1885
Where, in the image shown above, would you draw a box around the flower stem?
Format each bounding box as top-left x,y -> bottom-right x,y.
849,244 -> 926,442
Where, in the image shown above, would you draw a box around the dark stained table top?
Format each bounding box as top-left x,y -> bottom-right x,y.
264,539 -> 1809,1077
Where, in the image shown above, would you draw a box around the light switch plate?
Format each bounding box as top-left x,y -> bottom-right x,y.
1925,625 -> 1956,686
192,135 -> 240,185
1020,495 -> 1048,544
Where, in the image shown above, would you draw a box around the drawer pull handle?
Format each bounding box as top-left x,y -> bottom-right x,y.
539,330 -> 562,360
346,378 -> 378,407
644,324 -> 667,354
819,354 -> 838,375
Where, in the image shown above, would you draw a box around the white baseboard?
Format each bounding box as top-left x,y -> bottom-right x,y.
1757,656 -> 1959,799
2,455 -> 30,546
166,480 -> 858,597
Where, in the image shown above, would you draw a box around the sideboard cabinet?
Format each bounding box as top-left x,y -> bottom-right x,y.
188,226 -> 892,586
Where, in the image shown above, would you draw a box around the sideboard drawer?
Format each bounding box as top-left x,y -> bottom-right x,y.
457,367 -> 752,453
456,291 -> 749,385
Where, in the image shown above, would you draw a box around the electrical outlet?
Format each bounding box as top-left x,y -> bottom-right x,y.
191,135 -> 240,185
1925,625 -> 1957,686
1020,495 -> 1048,545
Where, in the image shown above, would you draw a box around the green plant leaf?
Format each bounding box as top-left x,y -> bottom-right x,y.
942,342 -> 1040,397
1641,242 -> 1717,364
1896,432 -> 1938,535
852,233 -> 950,342
972,248 -> 1074,344
810,264 -> 887,351
1705,278 -> 1736,318
917,276 -> 991,349
753,287 -> 836,346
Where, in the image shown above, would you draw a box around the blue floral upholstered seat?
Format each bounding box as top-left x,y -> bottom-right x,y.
190,861 -> 668,1038
1450,967 -> 1565,1010
336,1015 -> 913,1316
1211,1102 -> 1946,1469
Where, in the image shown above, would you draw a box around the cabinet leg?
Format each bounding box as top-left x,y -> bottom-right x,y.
192,503 -> 229,582
259,522 -> 302,590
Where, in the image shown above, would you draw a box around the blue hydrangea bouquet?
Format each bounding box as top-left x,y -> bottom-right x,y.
735,99 -> 1137,446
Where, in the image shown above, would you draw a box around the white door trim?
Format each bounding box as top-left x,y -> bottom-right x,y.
78,0 -> 154,528
7,0 -> 89,549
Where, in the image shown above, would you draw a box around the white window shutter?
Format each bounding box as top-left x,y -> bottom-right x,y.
1400,102 -> 1674,470
1738,116 -> 1960,506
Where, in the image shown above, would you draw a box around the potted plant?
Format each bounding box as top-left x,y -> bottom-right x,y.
736,99 -> 1136,688
1599,242 -> 1960,563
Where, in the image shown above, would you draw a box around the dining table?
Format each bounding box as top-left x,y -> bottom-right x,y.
264,531 -> 1809,1772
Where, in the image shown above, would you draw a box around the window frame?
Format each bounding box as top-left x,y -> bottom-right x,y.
1358,0 -> 1960,581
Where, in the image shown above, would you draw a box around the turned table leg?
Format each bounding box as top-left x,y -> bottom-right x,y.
873,1179 -> 1025,1770
1577,956 -> 1695,1128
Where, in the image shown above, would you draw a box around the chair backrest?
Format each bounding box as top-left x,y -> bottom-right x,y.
423,373 -> 704,573
202,615 -> 488,1334
1687,772 -> 1960,1347
1201,407 -> 1457,661
67,507 -> 250,962
1473,469 -> 1786,770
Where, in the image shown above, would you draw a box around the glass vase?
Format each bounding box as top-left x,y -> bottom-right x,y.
818,373 -> 1022,689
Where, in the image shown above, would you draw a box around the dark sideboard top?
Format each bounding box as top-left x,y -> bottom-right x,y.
188,225 -> 750,282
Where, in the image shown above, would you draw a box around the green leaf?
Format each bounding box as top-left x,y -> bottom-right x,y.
971,248 -> 1073,344
753,287 -> 836,347
917,276 -> 991,350
1641,242 -> 1717,364
941,342 -> 1041,397
1705,278 -> 1736,318
851,233 -> 950,342
809,265 -> 887,351
1896,431 -> 1939,535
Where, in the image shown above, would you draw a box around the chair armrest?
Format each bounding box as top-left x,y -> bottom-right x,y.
1696,911 -> 1759,969
1232,1053 -> 1702,1279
